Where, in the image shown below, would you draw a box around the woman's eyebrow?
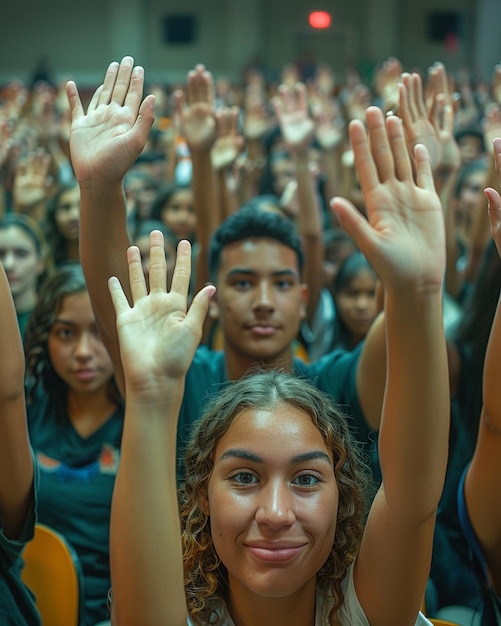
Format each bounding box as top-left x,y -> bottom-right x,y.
219,449 -> 262,463
290,451 -> 332,466
219,449 -> 332,466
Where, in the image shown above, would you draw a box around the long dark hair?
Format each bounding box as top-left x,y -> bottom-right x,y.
24,264 -> 121,421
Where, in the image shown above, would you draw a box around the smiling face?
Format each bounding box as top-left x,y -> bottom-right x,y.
210,238 -> 308,374
203,402 -> 338,604
48,291 -> 114,396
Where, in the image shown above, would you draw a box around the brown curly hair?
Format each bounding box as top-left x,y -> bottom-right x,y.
179,370 -> 370,625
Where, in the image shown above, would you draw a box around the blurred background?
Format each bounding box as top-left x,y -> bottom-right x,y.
1,0 -> 500,88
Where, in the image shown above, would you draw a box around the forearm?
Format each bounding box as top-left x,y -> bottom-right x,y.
0,267 -> 33,538
110,390 -> 186,625
192,150 -> 219,291
379,287 -> 449,519
321,146 -> 343,204
79,183 -> 131,389
294,155 -> 323,322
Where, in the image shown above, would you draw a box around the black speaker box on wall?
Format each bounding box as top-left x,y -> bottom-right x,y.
427,11 -> 462,42
164,14 -> 197,44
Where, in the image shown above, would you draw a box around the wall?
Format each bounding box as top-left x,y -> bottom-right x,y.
0,0 -> 499,88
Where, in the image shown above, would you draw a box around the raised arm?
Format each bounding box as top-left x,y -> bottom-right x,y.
331,107 -> 449,626
109,233 -> 215,625
0,262 -> 33,539
174,65 -> 220,293
464,137 -> 501,595
272,82 -> 324,324
67,56 -> 155,392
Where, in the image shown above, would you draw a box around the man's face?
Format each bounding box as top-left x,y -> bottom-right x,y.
211,238 -> 308,371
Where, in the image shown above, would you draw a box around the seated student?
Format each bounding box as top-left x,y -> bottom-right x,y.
44,182 -> 81,267
0,213 -> 53,337
329,252 -> 379,352
0,260 -> 40,626
106,93 -> 449,625
24,264 -> 123,626
68,57 -> 386,485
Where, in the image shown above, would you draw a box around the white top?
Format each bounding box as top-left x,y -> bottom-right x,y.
187,563 -> 432,625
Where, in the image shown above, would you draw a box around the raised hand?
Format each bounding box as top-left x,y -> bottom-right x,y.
331,107 -> 445,294
375,56 -> 403,114
12,148 -> 52,211
242,88 -> 270,141
427,63 -> 461,173
108,232 -> 215,398
66,56 -> 155,187
398,72 -> 441,171
271,83 -> 314,156
174,64 -> 217,153
211,106 -> 244,171
310,89 -> 345,151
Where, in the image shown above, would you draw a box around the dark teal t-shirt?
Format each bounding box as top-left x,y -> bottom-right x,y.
27,389 -> 123,626
0,456 -> 40,626
177,343 -> 380,483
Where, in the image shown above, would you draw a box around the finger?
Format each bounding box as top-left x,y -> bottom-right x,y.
123,66 -> 146,115
485,187 -> 501,252
295,83 -> 308,114
148,230 -> 167,292
111,57 -> 135,106
230,106 -> 240,135
398,80 -> 412,128
494,137 -> 501,176
349,117 -> 379,193
66,81 -> 84,122
366,106 -> 395,182
126,245 -> 148,303
170,239 -> 192,302
87,85 -> 104,112
129,95 -> 156,154
330,196 -> 379,257
412,73 -> 427,119
386,115 -> 412,181
108,276 -> 131,318
413,144 -> 435,191
98,61 -> 120,106
184,283 -> 216,337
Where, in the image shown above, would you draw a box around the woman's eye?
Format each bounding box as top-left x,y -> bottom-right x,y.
232,472 -> 257,485
53,327 -> 73,339
293,474 -> 320,487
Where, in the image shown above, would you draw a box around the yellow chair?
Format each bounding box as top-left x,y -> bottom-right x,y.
21,523 -> 84,626
429,620 -> 461,625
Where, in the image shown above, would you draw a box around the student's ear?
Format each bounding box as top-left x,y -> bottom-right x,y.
299,282 -> 309,321
208,297 -> 220,321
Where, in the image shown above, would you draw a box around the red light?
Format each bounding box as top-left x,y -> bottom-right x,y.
309,11 -> 332,29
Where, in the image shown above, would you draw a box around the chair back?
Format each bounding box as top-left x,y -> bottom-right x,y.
21,523 -> 84,626
429,620 -> 461,625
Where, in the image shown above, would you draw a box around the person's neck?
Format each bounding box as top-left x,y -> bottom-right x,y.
224,348 -> 294,380
13,289 -> 37,314
226,578 -> 317,626
65,239 -> 80,262
67,387 -> 118,438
